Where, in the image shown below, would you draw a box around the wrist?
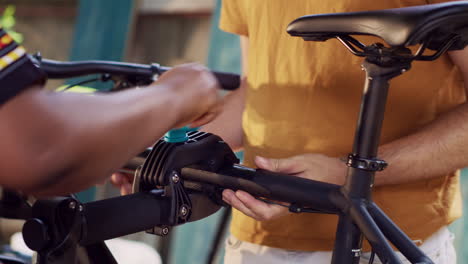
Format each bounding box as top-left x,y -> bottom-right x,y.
149,82 -> 189,129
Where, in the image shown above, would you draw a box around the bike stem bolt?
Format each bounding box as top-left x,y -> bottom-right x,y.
69,201 -> 76,210
180,206 -> 188,216
162,227 -> 169,235
171,171 -> 180,183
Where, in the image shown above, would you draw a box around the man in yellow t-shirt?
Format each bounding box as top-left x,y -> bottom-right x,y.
202,0 -> 468,263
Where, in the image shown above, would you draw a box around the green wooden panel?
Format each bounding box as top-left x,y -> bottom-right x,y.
169,209 -> 230,264
71,0 -> 134,61
449,169 -> 468,264
68,0 -> 135,91
206,0 -> 241,75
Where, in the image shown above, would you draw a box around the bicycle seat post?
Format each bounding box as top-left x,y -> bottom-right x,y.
345,45 -> 412,200
331,45 -> 412,264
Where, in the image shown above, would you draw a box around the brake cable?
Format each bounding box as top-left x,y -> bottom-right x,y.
369,251 -> 375,264
256,197 -> 335,214
58,74 -> 112,92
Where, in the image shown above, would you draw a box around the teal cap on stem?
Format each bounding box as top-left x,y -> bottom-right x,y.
164,126 -> 199,143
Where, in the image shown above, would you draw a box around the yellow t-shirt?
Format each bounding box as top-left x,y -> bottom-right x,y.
220,0 -> 465,251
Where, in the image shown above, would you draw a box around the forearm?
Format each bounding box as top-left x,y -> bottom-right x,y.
375,102 -> 468,185
0,85 -> 181,195
203,36 -> 249,151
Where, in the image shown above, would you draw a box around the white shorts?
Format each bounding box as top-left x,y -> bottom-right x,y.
224,227 -> 456,264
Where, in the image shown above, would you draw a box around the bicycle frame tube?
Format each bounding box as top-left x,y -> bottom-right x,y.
368,203 -> 434,263
331,60 -> 410,264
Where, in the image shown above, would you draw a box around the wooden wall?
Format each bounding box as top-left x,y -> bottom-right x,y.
2,1 -> 213,88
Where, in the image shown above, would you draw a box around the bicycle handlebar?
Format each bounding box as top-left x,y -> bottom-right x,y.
81,190 -> 168,245
40,58 -> 241,90
122,151 -> 343,214
180,166 -> 343,213
121,130 -> 346,214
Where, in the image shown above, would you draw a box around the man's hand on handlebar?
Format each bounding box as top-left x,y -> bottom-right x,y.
109,63 -> 223,195
222,154 -> 346,221
155,63 -> 223,128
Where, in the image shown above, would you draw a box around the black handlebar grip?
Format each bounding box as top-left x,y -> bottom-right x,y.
80,191 -> 168,245
212,71 -> 241,90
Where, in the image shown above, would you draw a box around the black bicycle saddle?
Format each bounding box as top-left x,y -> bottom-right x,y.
287,1 -> 468,50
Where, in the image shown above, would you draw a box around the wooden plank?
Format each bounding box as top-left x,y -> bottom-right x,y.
139,0 -> 215,14
0,6 -> 76,18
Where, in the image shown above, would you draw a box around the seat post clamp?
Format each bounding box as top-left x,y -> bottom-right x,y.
346,154 -> 388,171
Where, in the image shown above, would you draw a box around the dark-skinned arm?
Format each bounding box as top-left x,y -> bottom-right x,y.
0,64 -> 221,197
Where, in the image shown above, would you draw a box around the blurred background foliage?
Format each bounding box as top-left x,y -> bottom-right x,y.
0,6 -> 23,43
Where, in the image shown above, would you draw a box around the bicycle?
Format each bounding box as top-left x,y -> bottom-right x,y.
2,2 -> 468,264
